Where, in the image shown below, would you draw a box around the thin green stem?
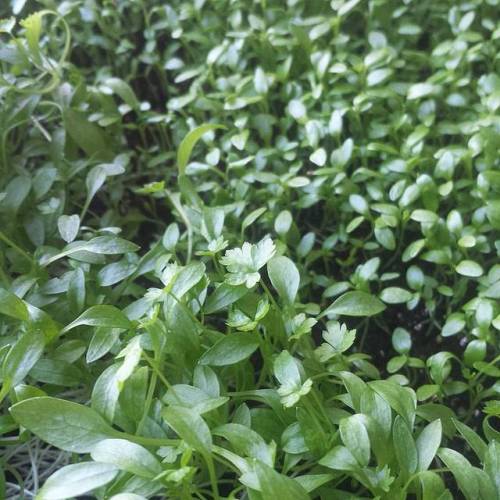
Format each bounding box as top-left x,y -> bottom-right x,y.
0,231 -> 35,266
142,351 -> 173,391
204,454 -> 220,500
115,430 -> 178,448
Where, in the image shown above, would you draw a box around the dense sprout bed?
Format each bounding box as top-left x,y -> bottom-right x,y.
0,0 -> 499,498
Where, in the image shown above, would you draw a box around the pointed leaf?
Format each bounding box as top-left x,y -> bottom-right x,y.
322,291 -> 386,317
393,415 -> 417,474
10,397 -> 115,452
162,406 -> 212,455
177,124 -> 225,175
62,305 -> 131,333
199,334 -> 259,366
0,288 -> 29,321
91,439 -> 162,478
437,448 -> 479,500
37,462 -> 119,500
254,460 -> 309,499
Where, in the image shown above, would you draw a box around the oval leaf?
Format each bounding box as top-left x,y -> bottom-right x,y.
322,291 -> 386,317
57,214 -> 80,243
91,439 -> 162,478
62,305 -> 131,333
38,462 -> 119,500
267,256 -> 300,304
199,334 -> 259,366
10,397 -> 116,452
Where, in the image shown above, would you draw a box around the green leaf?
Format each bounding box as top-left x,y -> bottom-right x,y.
68,267 -> 86,314
41,236 -> 139,266
57,215 -> 80,243
453,419 -> 487,462
0,16 -> 16,33
30,358 -> 82,387
162,405 -> 212,455
63,109 -> 112,160
12,0 -> 27,15
484,441 -> 500,496
319,446 -> 358,471
177,124 -> 225,175
87,327 -> 121,363
1,176 -> 31,213
380,287 -> 413,304
419,471 -> 447,500
321,321 -> 356,354
91,364 -> 120,422
164,385 -> 228,414
402,239 -> 426,262
1,332 -> 44,397
242,207 -> 267,233
274,210 -> 293,235
442,314 -> 466,337
37,462 -> 119,500
339,371 -> 367,412
369,380 -> 416,427
20,12 -> 42,62
437,448 -> 478,500
199,334 -> 259,366
322,291 -> 386,317
254,460 -> 309,499
83,236 -> 139,255
103,77 -> 140,109
455,260 -> 483,277
349,194 -> 369,215
340,415 -> 370,467
170,261 -> 206,298
416,419 -> 442,472
213,423 -> 274,466
267,256 -> 300,304
0,288 -> 29,321
407,82 -> 437,100
62,305 -> 131,333
97,259 -> 135,288
392,328 -> 411,354
91,439 -> 162,479
205,284 -> 248,314
310,148 -> 327,167
10,397 -> 116,452
221,238 -> 276,288
288,99 -> 307,121
392,415 -> 417,474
